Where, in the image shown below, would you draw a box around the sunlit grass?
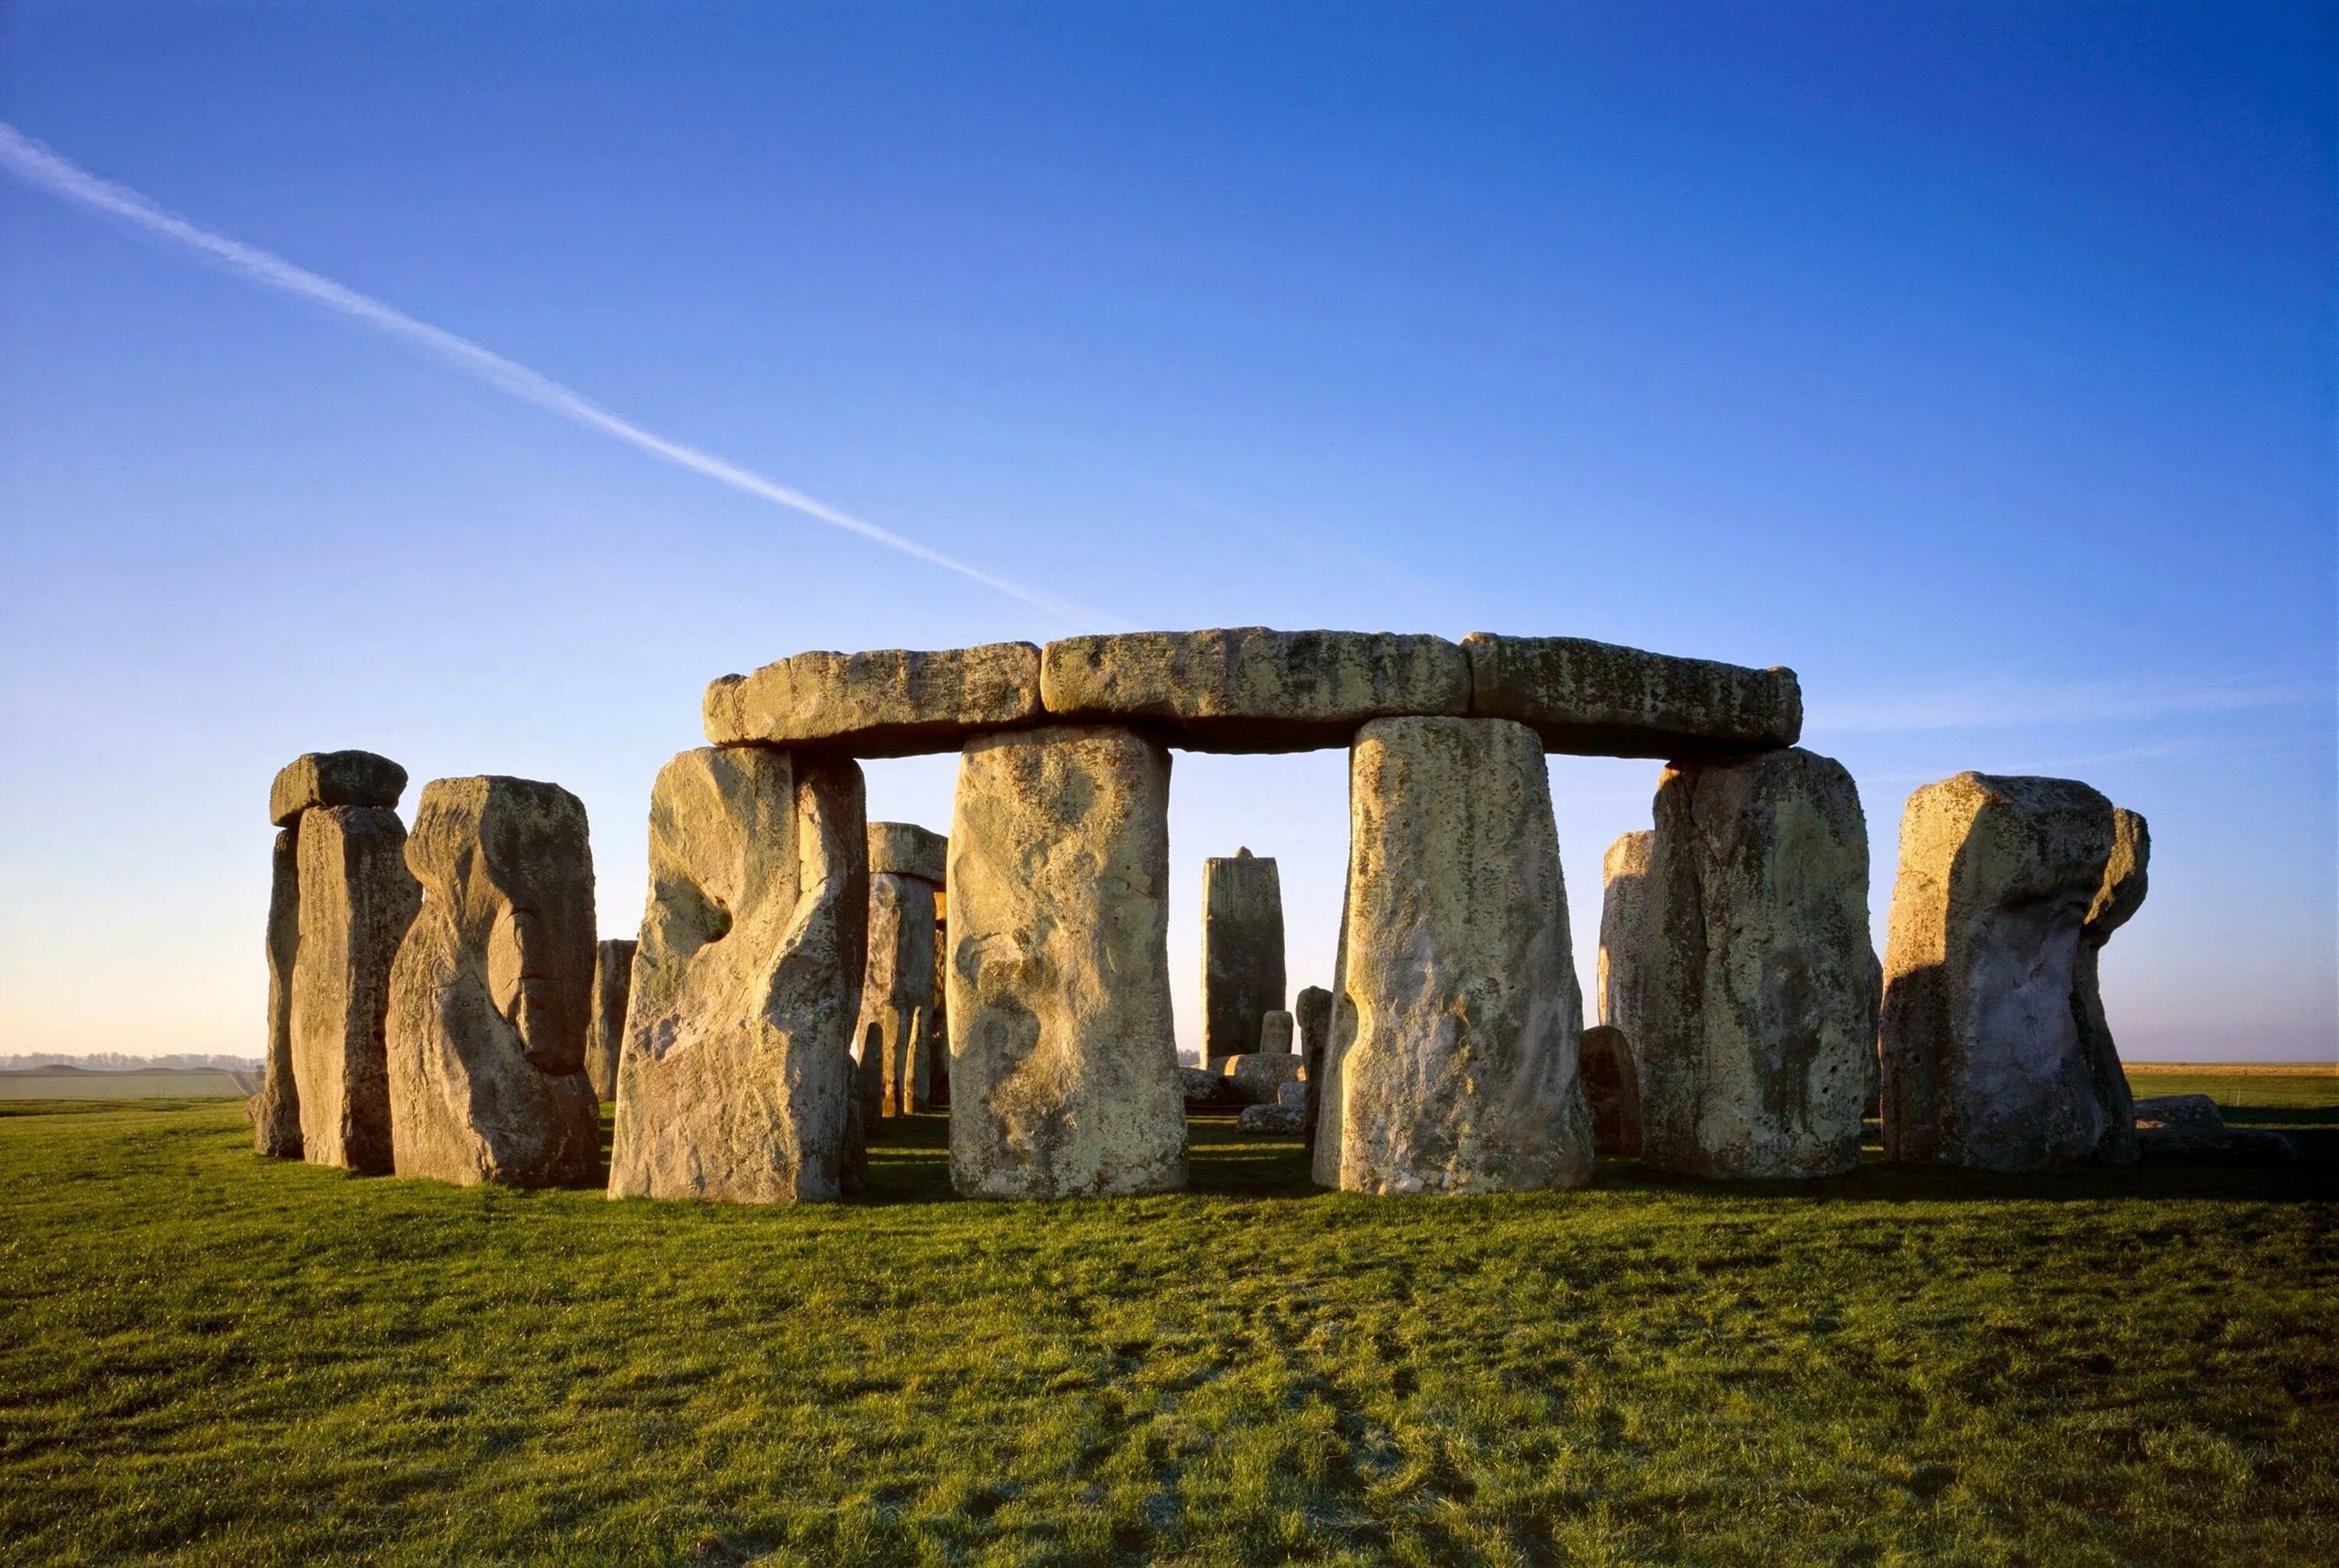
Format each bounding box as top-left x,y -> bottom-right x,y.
1,1074 -> 2332,1565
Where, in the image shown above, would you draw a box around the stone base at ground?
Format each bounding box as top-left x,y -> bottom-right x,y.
1238,1103 -> 1307,1134
2132,1095 -> 2298,1161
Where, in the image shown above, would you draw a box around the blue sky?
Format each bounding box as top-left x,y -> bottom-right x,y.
2,2 -> 2331,1062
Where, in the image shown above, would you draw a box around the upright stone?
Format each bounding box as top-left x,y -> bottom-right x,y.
863,869 -> 939,1114
387,777 -> 601,1188
1880,772 -> 2121,1170
1202,849 -> 1286,1061
1638,748 -> 1876,1179
252,826 -> 304,1157
290,805 -> 420,1171
948,725 -> 1186,1198
2073,807 -> 2150,1165
1578,1025 -> 1641,1158
610,748 -> 867,1203
1598,830 -> 1657,1065
584,938 -> 636,1102
1294,984 -> 1332,1158
1324,716 -> 1593,1194
1257,1009 -> 1295,1055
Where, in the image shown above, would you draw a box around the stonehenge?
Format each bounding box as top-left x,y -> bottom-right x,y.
609,747 -> 867,1203
1636,748 -> 1875,1180
1201,848 -> 1286,1061
1879,773 -> 2137,1171
254,628 -> 2168,1205
584,938 -> 635,1102
1317,717 -> 1594,1195
387,776 -> 602,1188
947,725 -> 1187,1199
861,821 -> 947,1116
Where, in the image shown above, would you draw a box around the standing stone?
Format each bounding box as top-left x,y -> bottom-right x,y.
926,895 -> 951,1107
387,777 -> 601,1188
609,747 -> 867,1203
1579,1025 -> 1642,1158
2073,807 -> 2149,1165
1201,849 -> 1286,1062
1880,772 -> 2121,1171
862,870 -> 940,1114
1294,984 -> 1332,1158
1638,748 -> 1876,1180
947,725 -> 1186,1199
252,826 -> 304,1157
1323,716 -> 1593,1195
1257,1008 -> 1295,1055
290,805 -> 421,1172
1598,830 -> 1657,1066
584,938 -> 635,1102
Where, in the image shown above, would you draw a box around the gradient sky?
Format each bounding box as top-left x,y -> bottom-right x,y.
2,2 -> 2332,1064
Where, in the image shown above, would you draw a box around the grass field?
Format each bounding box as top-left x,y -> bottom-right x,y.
2,1073 -> 2333,1566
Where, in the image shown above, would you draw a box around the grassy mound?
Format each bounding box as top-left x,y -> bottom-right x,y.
2,1075 -> 2332,1566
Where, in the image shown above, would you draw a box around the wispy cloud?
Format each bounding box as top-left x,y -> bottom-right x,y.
0,122 -> 1119,628
1807,675 -> 2329,737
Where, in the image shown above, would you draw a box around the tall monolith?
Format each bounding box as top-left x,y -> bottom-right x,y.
1201,849 -> 1286,1061
1638,747 -> 1876,1179
2073,806 -> 2149,1165
1880,772 -> 2124,1170
1322,716 -> 1593,1195
948,725 -> 1186,1198
252,826 -> 304,1157
584,938 -> 635,1102
860,822 -> 946,1116
609,748 -> 866,1202
290,805 -> 421,1171
387,777 -> 601,1188
1598,830 -> 1656,1065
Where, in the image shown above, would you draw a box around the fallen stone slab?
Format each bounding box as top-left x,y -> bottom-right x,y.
1180,1064 -> 1226,1109
1219,1050 -> 1304,1106
1637,747 -> 1876,1180
1325,716 -> 1594,1194
1276,1079 -> 1308,1111
584,938 -> 635,1103
387,777 -> 602,1188
610,747 -> 865,1202
1039,628 -> 1469,752
291,805 -> 421,1173
704,643 -> 1042,756
1463,634 -> 1800,760
2132,1095 -> 2298,1161
1881,772 -> 2124,1171
270,750 -> 409,826
869,820 -> 947,885
1202,848 -> 1286,1060
253,825 -> 303,1159
948,725 -> 1187,1198
1238,1103 -> 1307,1135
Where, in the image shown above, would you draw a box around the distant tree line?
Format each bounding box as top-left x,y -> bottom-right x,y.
0,1053 -> 263,1072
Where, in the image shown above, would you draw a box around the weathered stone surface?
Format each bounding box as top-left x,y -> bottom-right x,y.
1238,1103 -> 1307,1134
1276,1078 -> 1310,1111
2072,808 -> 2150,1165
1202,848 -> 1287,1060
1598,830 -> 1657,1066
1219,1050 -> 1305,1106
1880,772 -> 2125,1171
704,644 -> 1041,756
1294,984 -> 1332,1158
1257,1009 -> 1295,1055
1463,634 -> 1801,760
610,747 -> 866,1202
270,750 -> 409,827
2132,1094 -> 2298,1161
253,826 -> 304,1158
862,871 -> 939,1114
1579,1024 -> 1641,1158
1180,1064 -> 1225,1109
291,805 -> 420,1172
947,725 -> 1186,1198
1638,748 -> 1875,1179
869,820 -> 947,884
1040,628 -> 1468,752
1323,717 -> 1594,1194
584,938 -> 635,1102
387,777 -> 602,1188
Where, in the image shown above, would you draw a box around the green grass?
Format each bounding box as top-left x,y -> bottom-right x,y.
2,1074 -> 2334,1566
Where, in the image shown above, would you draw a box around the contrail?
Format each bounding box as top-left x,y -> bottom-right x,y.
0,122 -> 1115,628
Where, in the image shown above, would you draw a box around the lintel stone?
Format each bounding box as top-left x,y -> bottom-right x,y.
270,750 -> 409,826
1463,633 -> 1800,760
704,642 -> 1042,756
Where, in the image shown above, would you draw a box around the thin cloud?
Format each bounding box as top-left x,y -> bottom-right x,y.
0,122 -> 1119,629
1807,675 -> 2327,736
